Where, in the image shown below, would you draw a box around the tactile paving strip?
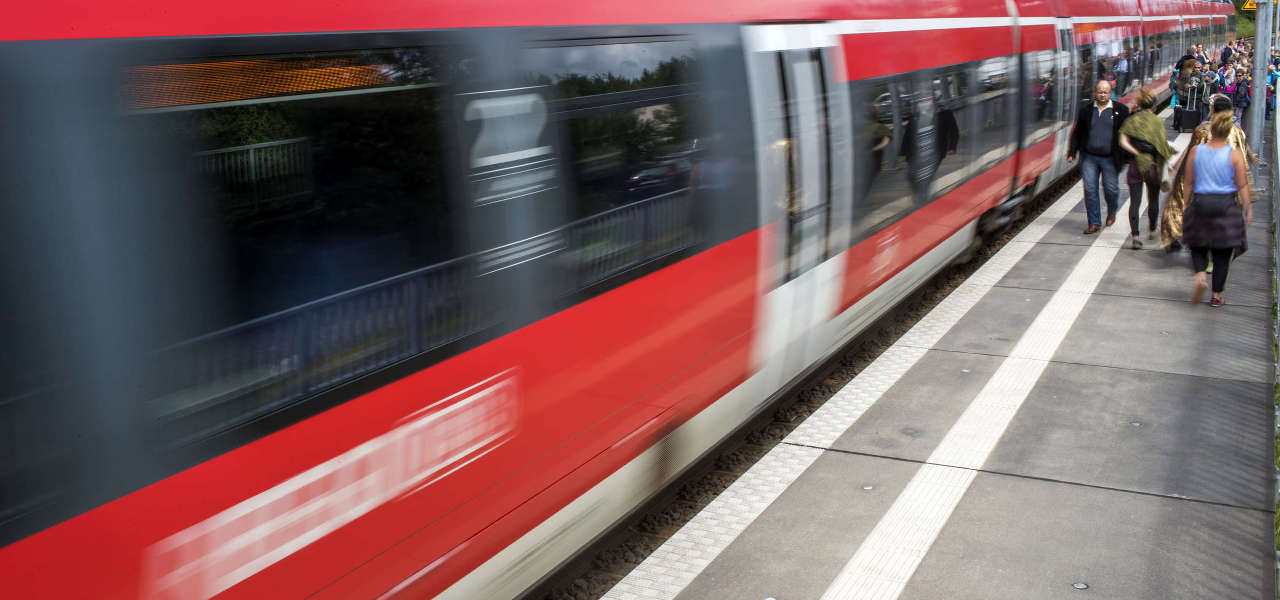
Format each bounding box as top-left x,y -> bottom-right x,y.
601,443 -> 823,600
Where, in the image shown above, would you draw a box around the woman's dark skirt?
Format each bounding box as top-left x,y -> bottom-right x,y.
1182,194 -> 1246,249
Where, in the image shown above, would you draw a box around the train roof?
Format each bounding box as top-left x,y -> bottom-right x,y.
3,0 -> 1234,42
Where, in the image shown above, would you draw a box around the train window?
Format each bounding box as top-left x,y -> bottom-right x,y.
1087,39 -> 1133,98
971,56 -> 1015,172
850,74 -> 915,242
1076,42 -> 1096,102
527,41 -> 697,217
559,102 -> 695,219
1057,30 -> 1076,126
523,40 -> 701,289
120,47 -> 481,446
925,68 -> 971,199
1023,50 -> 1058,145
1144,34 -> 1160,81
848,60 -> 989,243
1119,38 -> 1139,96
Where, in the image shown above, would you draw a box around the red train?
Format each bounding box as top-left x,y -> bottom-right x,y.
0,0 -> 1235,597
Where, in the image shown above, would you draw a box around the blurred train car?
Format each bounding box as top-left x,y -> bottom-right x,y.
0,0 -> 1234,597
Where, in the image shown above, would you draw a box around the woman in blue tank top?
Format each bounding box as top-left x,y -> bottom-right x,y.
1182,111 -> 1254,306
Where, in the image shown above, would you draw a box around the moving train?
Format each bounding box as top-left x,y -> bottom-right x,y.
0,0 -> 1235,597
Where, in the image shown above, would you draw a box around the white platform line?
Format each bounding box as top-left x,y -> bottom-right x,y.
789,184 -> 1076,447
603,169 -> 1087,600
819,131 -> 1193,600
818,208 -> 1132,600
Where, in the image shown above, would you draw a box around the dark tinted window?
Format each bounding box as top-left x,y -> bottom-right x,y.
0,42 -> 492,546
120,48 -> 478,446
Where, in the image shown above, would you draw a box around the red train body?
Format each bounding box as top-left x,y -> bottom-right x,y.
0,0 -> 1236,598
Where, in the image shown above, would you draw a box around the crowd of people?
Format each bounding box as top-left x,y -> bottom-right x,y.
1171,40 -> 1280,127
1068,38 -> 1262,308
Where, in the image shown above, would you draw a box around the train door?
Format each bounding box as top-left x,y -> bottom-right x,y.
742,24 -> 855,392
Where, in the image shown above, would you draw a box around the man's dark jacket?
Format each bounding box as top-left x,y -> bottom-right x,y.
1067,99 -> 1131,169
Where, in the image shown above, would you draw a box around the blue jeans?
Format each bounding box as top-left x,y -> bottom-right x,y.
1080,153 -> 1119,227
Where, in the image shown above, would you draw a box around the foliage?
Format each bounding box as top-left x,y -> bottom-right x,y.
1234,0 -> 1256,38
544,56 -> 694,98
195,105 -> 298,148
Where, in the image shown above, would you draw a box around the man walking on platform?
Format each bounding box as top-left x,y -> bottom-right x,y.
1068,80 -> 1130,234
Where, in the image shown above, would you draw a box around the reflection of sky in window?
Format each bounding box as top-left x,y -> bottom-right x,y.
976,59 -> 1008,78
530,42 -> 694,82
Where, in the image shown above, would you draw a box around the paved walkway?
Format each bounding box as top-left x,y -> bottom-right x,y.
603,121 -> 1277,600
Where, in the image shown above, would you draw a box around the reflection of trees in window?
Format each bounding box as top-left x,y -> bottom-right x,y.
536,56 -> 694,97
567,101 -> 689,218
196,105 -> 298,148
534,51 -> 697,219
133,77 -> 451,324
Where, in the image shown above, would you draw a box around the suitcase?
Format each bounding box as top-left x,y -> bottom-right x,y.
1174,106 -> 1200,132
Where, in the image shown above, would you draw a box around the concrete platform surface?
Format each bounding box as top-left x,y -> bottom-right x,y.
602,124 -> 1275,600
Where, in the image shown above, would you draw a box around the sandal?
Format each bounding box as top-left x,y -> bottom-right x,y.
1210,297 -> 1224,307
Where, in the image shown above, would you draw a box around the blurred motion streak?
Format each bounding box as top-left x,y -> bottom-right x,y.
146,372 -> 518,599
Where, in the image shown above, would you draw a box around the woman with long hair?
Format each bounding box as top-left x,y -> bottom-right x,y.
1161,94 -> 1257,252
1117,87 -> 1174,249
1182,111 -> 1253,306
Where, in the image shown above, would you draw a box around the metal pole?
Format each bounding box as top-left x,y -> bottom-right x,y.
1250,0 -> 1273,163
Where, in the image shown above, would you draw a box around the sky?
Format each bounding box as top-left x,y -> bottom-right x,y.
527,41 -> 695,82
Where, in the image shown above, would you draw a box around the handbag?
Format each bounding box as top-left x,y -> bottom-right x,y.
1192,192 -> 1237,218
1130,138 -> 1159,156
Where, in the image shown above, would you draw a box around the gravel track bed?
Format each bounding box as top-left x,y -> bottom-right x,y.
533,170 -> 1080,600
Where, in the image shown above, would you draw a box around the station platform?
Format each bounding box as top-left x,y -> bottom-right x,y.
603,121 -> 1277,599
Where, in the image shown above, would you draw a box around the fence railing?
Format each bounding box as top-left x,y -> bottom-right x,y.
148,254 -> 486,447
144,188 -> 696,446
568,188 -> 694,289
193,137 -> 314,215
